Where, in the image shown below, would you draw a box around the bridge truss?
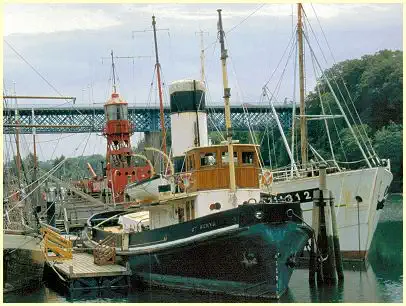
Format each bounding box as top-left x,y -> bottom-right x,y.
3,104 -> 296,135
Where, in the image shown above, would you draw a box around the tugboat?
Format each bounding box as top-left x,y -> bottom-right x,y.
84,11 -> 312,299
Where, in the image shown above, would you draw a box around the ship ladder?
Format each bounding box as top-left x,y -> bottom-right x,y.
40,227 -> 73,261
93,234 -> 116,266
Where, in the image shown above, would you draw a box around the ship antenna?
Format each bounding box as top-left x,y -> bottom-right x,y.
195,30 -> 209,82
217,9 -> 236,192
111,50 -> 117,93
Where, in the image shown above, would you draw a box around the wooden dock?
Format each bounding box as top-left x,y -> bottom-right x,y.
47,253 -> 131,293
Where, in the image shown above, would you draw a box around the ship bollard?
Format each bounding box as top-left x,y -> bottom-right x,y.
330,190 -> 344,281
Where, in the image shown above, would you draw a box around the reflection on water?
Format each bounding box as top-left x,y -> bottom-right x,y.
4,195 -> 403,303
285,261 -> 401,303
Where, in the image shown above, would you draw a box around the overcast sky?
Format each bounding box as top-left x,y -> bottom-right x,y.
3,3 -> 403,162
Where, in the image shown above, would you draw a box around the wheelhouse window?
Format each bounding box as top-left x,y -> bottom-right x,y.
242,151 -> 254,164
200,152 -> 217,167
221,151 -> 238,164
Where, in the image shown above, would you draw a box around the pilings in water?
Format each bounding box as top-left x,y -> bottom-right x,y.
309,164 -> 344,285
330,190 -> 344,281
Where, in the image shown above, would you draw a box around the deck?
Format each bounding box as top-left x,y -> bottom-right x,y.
45,252 -> 131,294
52,253 -> 129,279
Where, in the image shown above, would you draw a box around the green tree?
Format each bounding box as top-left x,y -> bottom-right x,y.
334,124 -> 373,169
307,49 -> 402,133
374,123 -> 403,191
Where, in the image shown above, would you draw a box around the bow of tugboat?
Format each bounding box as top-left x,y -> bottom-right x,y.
85,201 -> 311,299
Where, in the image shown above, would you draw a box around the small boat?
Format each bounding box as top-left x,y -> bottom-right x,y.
125,174 -> 173,202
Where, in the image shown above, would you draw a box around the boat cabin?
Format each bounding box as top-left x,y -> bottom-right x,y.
99,144 -> 261,234
183,143 -> 260,191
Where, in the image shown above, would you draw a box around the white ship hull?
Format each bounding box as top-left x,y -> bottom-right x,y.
263,166 -> 393,259
125,176 -> 172,201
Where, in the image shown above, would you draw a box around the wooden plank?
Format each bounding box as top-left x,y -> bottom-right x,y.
52,253 -> 128,279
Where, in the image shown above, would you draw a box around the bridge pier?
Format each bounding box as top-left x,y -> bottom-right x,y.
144,131 -> 161,171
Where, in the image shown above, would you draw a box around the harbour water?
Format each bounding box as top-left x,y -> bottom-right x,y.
4,194 -> 403,303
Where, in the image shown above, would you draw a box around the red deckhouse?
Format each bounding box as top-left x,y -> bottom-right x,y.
103,91 -> 151,203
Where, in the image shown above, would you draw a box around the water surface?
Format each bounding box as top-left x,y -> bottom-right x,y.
4,194 -> 403,303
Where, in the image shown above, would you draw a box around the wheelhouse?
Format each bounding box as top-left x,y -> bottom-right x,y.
184,144 -> 260,191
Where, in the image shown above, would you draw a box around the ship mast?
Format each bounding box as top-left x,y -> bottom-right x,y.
217,9 -> 236,192
152,15 -> 167,170
12,83 -> 22,187
31,107 -> 40,223
297,3 -> 308,165
14,109 -> 22,187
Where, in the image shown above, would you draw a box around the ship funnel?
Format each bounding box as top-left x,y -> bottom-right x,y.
169,79 -> 208,165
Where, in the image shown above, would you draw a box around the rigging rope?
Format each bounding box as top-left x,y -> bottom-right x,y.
302,31 -> 372,168
290,32 -> 298,177
225,36 -> 264,169
310,51 -> 340,170
304,5 -> 378,163
203,4 -> 266,53
266,126 -> 272,169
203,40 -> 227,143
5,157 -> 68,214
264,25 -> 298,88
3,134 -> 77,144
308,4 -> 379,158
270,125 -> 278,169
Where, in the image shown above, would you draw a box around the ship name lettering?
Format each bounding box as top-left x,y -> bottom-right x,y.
199,221 -> 216,230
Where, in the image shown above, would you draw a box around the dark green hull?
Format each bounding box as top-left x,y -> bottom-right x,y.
130,222 -> 309,299
88,202 -> 311,299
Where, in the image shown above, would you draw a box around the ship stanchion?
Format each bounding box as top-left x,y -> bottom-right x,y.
330,190 -> 344,281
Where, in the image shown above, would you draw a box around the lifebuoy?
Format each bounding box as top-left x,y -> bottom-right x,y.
261,171 -> 273,186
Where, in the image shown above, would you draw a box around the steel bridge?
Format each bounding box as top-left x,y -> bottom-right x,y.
3,104 -> 297,134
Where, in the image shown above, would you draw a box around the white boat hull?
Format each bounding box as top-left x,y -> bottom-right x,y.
125,176 -> 171,201
263,167 -> 393,259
